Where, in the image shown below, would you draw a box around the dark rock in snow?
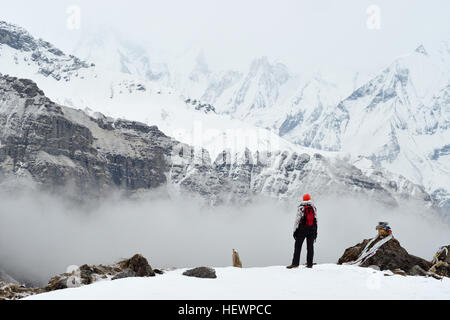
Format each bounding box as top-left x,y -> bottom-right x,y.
112,270 -> 137,280
45,254 -> 155,294
409,265 -> 429,277
338,236 -> 432,276
46,277 -> 70,292
183,267 -> 217,279
119,254 -> 155,277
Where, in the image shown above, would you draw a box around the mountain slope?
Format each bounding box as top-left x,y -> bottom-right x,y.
171,40 -> 450,212
0,74 -> 433,207
0,21 -> 93,81
0,21 -> 302,161
338,44 -> 450,210
0,20 -> 439,209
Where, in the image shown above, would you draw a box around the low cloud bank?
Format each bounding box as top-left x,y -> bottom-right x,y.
0,189 -> 448,285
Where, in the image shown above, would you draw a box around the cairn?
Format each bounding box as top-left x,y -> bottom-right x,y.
376,221 -> 392,238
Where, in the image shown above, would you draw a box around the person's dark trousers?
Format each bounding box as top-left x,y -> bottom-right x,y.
292,227 -> 315,267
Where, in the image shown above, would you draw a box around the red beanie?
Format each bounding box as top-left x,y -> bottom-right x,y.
303,194 -> 311,201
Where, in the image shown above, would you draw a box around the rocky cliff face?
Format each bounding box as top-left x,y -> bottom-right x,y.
0,75 -> 170,198
0,74 -> 435,208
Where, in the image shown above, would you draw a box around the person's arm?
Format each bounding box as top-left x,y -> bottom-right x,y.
313,205 -> 318,241
293,206 -> 302,238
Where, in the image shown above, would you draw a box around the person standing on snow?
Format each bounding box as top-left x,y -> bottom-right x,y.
287,194 -> 318,269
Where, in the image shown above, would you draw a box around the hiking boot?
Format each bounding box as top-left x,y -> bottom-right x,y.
306,265 -> 313,269
286,264 -> 299,269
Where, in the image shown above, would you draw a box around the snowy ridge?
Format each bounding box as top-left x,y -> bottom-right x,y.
0,21 -> 93,81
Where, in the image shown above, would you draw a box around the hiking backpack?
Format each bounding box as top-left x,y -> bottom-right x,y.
301,205 -> 315,226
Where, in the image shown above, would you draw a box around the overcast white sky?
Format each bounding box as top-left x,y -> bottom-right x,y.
1,0 -> 449,78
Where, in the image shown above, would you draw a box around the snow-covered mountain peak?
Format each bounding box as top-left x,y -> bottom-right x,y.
72,29 -> 170,85
190,50 -> 210,78
345,43 -> 449,131
247,56 -> 289,83
221,56 -> 295,122
335,44 -> 450,210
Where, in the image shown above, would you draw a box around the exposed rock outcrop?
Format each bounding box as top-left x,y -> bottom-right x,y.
118,254 -> 155,277
0,74 -> 170,200
0,254 -> 158,300
46,254 -> 155,292
338,236 -> 432,276
112,270 -> 136,280
0,282 -> 44,300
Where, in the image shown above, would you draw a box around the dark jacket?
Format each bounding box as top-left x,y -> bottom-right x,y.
293,200 -> 318,240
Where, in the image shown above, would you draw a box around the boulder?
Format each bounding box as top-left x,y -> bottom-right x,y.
338,236 -> 432,275
409,265 -> 429,277
153,269 -> 164,275
118,254 -> 155,277
182,267 -> 217,279
339,239 -> 371,263
112,270 -> 136,280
